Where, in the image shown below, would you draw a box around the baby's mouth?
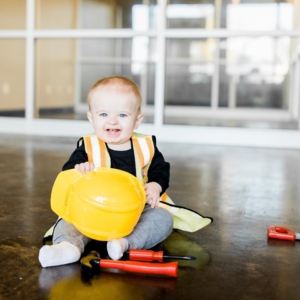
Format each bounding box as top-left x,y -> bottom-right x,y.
106,129 -> 120,132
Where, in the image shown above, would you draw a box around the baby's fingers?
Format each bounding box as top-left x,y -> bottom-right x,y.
75,162 -> 94,174
148,197 -> 161,208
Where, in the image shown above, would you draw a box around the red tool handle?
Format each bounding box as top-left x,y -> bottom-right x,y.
99,259 -> 178,277
267,225 -> 296,241
129,249 -> 164,262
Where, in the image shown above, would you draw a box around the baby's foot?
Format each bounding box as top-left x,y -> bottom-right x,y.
107,238 -> 128,260
39,241 -> 81,267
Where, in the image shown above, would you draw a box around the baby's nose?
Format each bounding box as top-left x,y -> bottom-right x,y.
108,116 -> 118,124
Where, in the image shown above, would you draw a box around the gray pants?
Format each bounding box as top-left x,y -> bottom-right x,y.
53,204 -> 173,253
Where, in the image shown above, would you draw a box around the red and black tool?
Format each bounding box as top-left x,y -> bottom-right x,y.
267,225 -> 300,241
127,249 -> 196,262
81,251 -> 178,277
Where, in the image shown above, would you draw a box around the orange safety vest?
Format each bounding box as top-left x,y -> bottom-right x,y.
44,133 -> 213,244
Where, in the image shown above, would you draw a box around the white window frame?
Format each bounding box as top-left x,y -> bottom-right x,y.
1,0 -> 300,149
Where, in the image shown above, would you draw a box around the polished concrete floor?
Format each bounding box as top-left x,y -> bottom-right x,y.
1,133 -> 300,300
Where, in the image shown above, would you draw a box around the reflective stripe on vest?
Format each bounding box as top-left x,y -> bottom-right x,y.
84,135 -> 110,168
131,134 -> 154,184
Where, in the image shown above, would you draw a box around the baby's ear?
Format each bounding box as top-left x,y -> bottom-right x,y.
87,111 -> 93,125
134,114 -> 144,129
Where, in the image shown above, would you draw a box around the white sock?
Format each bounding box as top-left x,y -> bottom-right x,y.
107,238 -> 128,260
38,241 -> 81,267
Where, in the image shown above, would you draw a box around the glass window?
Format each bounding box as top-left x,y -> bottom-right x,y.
0,40 -> 26,118
165,38 -> 216,107
35,0 -> 77,29
166,0 -> 295,30
36,38 -> 156,123
38,1 -> 154,30
80,0 -> 158,30
219,37 -> 293,109
167,1 -> 215,29
222,0 -> 294,30
35,39 -> 77,119
0,0 -> 26,30
164,36 -> 299,129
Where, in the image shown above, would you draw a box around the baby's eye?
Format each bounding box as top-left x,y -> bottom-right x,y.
100,113 -> 108,117
119,113 -> 127,118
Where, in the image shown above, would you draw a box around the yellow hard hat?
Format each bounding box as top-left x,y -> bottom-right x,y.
50,167 -> 146,241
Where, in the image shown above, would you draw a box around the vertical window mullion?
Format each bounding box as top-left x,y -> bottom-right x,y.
211,0 -> 222,109
295,56 -> 300,129
154,0 -> 166,127
25,0 -> 35,121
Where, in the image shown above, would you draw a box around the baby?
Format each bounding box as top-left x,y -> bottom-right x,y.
39,76 -> 173,267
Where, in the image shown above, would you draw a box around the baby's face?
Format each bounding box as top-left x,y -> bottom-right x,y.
87,89 -> 143,150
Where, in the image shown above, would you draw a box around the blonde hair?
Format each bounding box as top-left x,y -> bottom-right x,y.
87,76 -> 142,113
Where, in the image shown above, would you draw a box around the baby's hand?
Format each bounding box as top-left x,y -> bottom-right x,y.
144,182 -> 162,209
74,162 -> 95,175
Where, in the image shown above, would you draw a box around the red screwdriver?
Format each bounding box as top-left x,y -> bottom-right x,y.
81,251 -> 178,277
127,249 -> 196,262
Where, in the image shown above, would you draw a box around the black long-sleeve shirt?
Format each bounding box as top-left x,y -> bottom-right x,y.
62,136 -> 170,195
